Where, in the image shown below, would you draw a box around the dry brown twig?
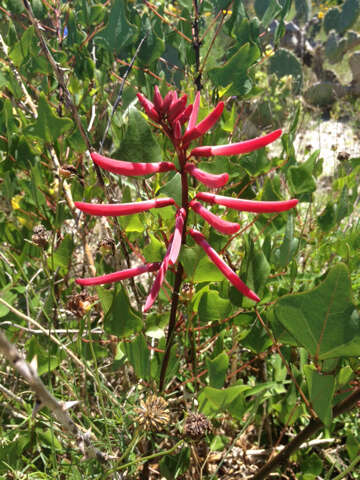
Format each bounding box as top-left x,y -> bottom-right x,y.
0,329 -> 107,463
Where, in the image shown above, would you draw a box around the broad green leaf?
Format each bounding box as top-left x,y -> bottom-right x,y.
26,337 -> 61,376
93,0 -> 136,52
261,0 -> 282,28
304,364 -> 335,427
143,234 -> 165,262
181,245 -> 224,283
9,26 -> 34,66
199,385 -> 250,419
208,43 -> 260,96
207,351 -> 229,388
241,321 -> 272,353
317,203 -> 336,232
159,173 -> 182,206
25,93 -> 73,143
122,334 -> 150,380
198,290 -> 232,324
101,285 -> 142,338
287,162 -> 317,195
301,452 -> 323,477
115,107 -> 163,164
0,289 -> 17,317
138,17 -> 165,65
274,264 -> 360,360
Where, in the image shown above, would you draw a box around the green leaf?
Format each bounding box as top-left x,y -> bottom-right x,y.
317,203 -> 336,232
101,285 -> 142,338
122,334 -> 150,380
241,321 -> 272,353
287,162 -> 317,196
207,351 -> 229,388
115,106 -> 163,164
159,447 -> 190,480
208,43 -> 260,96
143,234 -> 165,262
181,246 -> 224,283
25,93 -> 73,143
93,0 -> 136,52
198,290 -> 232,323
301,452 -> 323,477
50,235 -> 75,270
274,214 -> 299,267
0,289 -> 17,318
261,0 -> 282,28
274,264 -> 360,360
9,26 -> 35,66
159,173 -> 182,206
304,365 -> 335,427
199,385 -> 250,419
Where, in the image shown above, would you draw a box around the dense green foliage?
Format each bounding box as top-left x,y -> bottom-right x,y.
0,1 -> 359,479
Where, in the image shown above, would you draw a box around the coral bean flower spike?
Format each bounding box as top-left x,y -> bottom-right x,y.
75,87 -> 298,311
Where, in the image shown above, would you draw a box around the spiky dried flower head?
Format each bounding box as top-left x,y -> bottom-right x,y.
66,291 -> 97,317
31,225 -> 50,249
183,412 -> 212,441
135,395 -> 170,432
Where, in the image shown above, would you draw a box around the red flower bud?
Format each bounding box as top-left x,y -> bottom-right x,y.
137,93 -> 160,122
174,120 -> 182,140
185,163 -> 229,188
167,94 -> 187,122
191,129 -> 282,157
91,152 -> 176,176
75,198 -> 176,217
195,192 -> 298,213
143,242 -> 172,312
189,200 -> 240,235
162,91 -> 174,114
76,262 -> 161,286
168,208 -> 186,265
189,229 -> 260,302
182,102 -> 224,146
153,86 -> 164,113
176,104 -> 193,125
186,91 -> 200,133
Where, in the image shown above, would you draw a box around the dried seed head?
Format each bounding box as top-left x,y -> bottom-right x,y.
31,225 -> 50,249
183,413 -> 212,440
67,291 -> 97,317
135,395 -> 170,432
97,238 -> 116,256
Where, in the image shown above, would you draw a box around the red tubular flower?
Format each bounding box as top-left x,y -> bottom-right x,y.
168,208 -> 186,265
189,200 -> 240,235
195,192 -> 298,213
177,104 -> 193,125
190,129 -> 282,157
91,152 -> 176,176
182,101 -> 224,146
189,229 -> 260,302
185,163 -> 229,188
161,91 -> 174,114
143,242 -> 172,313
75,198 -> 175,217
76,262 -> 161,286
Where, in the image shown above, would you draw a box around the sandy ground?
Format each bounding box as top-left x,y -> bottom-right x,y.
294,119 -> 359,176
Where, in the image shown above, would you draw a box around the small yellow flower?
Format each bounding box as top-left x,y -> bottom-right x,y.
11,194 -> 22,210
318,11 -> 324,19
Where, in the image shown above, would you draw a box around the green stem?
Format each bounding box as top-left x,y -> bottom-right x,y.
332,454 -> 360,480
105,440 -> 184,477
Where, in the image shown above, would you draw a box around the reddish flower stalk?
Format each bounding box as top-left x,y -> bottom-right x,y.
189,200 -> 240,235
91,152 -> 176,176
190,129 -> 282,157
185,163 -> 229,188
195,192 -> 298,213
76,263 -> 161,286
189,229 -> 260,302
75,198 -> 175,217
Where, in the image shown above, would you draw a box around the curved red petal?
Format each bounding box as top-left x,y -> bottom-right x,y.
75,198 -> 175,216
189,200 -> 240,235
185,163 -> 229,188
91,152 -> 176,176
76,263 -> 161,286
